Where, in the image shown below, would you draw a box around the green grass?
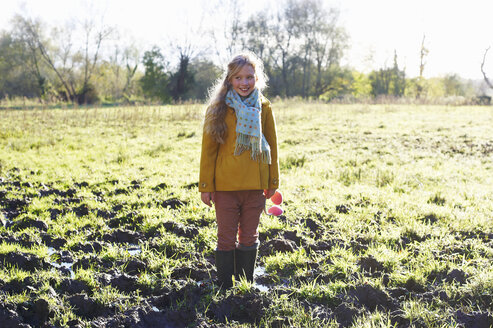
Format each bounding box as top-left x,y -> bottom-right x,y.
0,101 -> 492,327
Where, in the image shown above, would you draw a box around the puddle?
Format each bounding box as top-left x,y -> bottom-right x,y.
47,247 -> 57,256
51,261 -> 75,278
126,244 -> 142,256
1,212 -> 11,227
254,266 -> 270,292
254,266 -> 266,276
49,248 -> 75,278
52,262 -> 73,270
254,283 -> 269,292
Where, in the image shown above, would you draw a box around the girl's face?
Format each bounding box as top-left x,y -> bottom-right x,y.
230,65 -> 257,97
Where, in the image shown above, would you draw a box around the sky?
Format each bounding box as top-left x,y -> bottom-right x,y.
1,0 -> 492,80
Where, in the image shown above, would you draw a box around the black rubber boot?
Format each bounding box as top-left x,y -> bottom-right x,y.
215,250 -> 235,288
235,246 -> 258,283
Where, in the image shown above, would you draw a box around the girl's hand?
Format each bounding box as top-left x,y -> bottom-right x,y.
263,189 -> 276,199
201,192 -> 215,207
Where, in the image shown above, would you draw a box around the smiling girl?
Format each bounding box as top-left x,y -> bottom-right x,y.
199,52 -> 279,288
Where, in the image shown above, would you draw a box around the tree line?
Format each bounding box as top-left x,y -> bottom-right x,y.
0,0 -> 486,105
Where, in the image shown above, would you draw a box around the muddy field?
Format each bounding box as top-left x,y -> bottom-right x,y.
0,103 -> 492,327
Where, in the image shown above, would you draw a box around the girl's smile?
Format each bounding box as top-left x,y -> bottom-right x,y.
231,65 -> 257,97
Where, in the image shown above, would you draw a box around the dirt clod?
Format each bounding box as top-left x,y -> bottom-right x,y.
121,259 -> 147,275
301,218 -> 322,233
0,252 -> 49,272
358,255 -> 385,273
160,198 -> 188,209
404,277 -> 425,293
335,204 -> 351,214
445,269 -> 467,284
33,298 -> 51,324
333,303 -> 359,327
111,273 -> 139,293
59,279 -> 91,295
259,238 -> 297,256
103,229 -> 142,244
70,241 -> 103,253
347,284 -> 394,311
7,218 -> 48,232
67,294 -> 101,319
171,265 -> 211,281
162,221 -> 199,238
0,304 -> 26,328
455,310 -> 493,328
210,291 -> 271,324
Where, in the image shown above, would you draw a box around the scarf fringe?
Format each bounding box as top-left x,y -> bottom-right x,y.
234,133 -> 271,164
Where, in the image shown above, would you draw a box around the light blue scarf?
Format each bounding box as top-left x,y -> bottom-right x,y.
225,88 -> 271,164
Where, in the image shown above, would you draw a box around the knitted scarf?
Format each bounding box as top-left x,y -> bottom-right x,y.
225,88 -> 271,164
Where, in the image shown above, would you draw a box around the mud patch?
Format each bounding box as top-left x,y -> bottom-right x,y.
110,273 -> 140,293
209,290 -> 271,324
91,306 -> 176,328
346,284 -> 395,311
0,252 -> 50,272
0,304 -> 26,328
58,279 -> 91,295
41,233 -> 67,249
306,239 -> 345,254
445,269 -> 468,284
1,276 -> 40,294
259,238 -> 297,256
455,310 -> 493,328
67,294 -> 106,319
0,197 -> 31,219
333,303 -> 360,327
6,217 -> 48,232
358,255 -> 386,274
17,298 -> 53,327
160,198 -> 188,209
102,229 -> 143,244
70,241 -> 103,253
152,182 -> 168,191
162,221 -> 199,239
403,277 -> 426,293
301,218 -> 323,234
335,204 -> 351,214
171,263 -> 212,281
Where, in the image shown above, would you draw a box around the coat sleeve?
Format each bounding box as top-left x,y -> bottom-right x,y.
199,126 -> 219,192
263,102 -> 280,190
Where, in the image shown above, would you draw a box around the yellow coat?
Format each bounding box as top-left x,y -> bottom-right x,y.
199,98 -> 279,192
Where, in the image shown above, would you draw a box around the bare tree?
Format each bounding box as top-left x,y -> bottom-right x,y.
79,17 -> 113,103
16,13 -> 112,103
313,9 -> 347,97
11,15 -> 47,97
284,0 -> 347,98
271,8 -> 295,97
242,12 -> 272,61
481,47 -> 493,89
416,34 -> 429,98
106,42 -> 140,101
121,46 -> 140,99
209,0 -> 243,63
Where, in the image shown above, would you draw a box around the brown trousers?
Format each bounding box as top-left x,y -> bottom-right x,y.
214,190 -> 265,251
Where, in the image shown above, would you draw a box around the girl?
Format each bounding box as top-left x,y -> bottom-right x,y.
199,52 -> 279,288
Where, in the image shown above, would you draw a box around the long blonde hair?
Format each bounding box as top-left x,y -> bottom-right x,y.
204,51 -> 268,144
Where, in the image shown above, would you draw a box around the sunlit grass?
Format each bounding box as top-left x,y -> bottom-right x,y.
0,102 -> 492,326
